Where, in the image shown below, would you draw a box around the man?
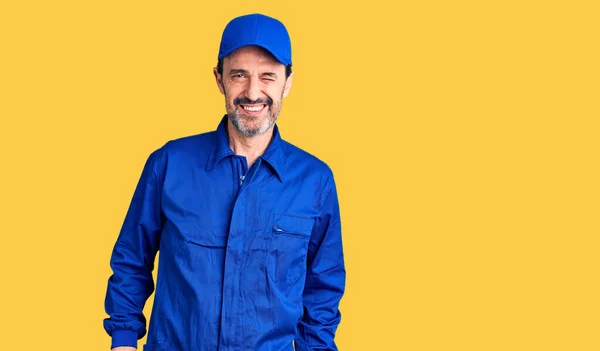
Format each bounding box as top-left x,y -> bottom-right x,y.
104,13 -> 346,351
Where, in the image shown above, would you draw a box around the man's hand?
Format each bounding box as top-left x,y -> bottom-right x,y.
111,348 -> 136,351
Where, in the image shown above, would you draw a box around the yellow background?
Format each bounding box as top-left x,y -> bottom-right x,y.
1,0 -> 598,350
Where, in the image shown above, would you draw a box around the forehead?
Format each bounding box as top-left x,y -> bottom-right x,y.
224,46 -> 284,70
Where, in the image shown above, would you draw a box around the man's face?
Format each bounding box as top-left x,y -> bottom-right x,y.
214,46 -> 293,137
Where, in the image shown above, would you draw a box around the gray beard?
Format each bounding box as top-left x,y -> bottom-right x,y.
228,110 -> 277,137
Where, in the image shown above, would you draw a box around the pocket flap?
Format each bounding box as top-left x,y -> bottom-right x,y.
273,214 -> 315,236
177,221 -> 228,248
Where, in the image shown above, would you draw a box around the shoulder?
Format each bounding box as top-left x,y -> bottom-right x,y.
144,131 -> 216,173
146,131 -> 217,162
160,131 -> 216,155
281,139 -> 336,184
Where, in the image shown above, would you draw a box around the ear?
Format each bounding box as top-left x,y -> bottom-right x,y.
214,67 -> 225,95
282,71 -> 294,98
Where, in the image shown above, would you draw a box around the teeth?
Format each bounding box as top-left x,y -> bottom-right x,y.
243,105 -> 263,112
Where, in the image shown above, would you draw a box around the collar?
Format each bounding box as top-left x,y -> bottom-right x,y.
205,115 -> 286,182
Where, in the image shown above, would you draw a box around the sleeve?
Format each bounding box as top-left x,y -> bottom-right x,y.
103,148 -> 165,349
295,177 -> 346,351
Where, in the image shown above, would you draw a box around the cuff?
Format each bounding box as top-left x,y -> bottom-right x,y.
111,330 -> 138,349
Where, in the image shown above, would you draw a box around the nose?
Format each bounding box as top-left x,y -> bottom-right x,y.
245,76 -> 262,102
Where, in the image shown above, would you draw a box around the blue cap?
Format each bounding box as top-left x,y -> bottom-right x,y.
218,14 -> 292,66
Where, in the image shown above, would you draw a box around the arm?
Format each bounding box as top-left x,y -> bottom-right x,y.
295,178 -> 346,351
103,149 -> 165,349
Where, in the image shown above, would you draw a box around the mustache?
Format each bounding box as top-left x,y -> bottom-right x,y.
234,97 -> 273,106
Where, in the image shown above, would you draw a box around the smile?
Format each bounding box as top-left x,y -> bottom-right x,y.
240,104 -> 267,115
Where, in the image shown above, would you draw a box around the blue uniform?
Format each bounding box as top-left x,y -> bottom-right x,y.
104,116 -> 346,350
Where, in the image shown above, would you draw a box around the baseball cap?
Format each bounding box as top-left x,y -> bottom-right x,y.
218,13 -> 292,67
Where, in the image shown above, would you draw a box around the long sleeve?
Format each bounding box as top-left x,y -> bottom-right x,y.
295,178 -> 346,351
103,149 -> 165,349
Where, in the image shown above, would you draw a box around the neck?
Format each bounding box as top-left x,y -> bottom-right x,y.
227,120 -> 274,168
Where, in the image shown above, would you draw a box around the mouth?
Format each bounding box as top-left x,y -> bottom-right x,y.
239,104 -> 267,116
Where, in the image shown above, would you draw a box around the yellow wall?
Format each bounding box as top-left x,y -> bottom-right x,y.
1,1 -> 598,350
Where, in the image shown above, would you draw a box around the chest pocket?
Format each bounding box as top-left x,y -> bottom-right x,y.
268,214 -> 315,285
169,221 -> 229,287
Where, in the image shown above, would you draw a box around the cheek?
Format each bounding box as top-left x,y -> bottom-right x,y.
224,84 -> 243,98
224,91 -> 240,105
265,85 -> 285,100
